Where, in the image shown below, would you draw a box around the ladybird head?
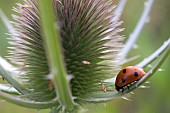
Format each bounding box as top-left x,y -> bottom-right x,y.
115,66 -> 146,93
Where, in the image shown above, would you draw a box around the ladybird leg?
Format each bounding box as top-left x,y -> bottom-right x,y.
127,84 -> 130,90
101,81 -> 107,93
122,88 -> 124,93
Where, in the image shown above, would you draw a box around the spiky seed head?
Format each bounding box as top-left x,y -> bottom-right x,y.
8,0 -> 124,102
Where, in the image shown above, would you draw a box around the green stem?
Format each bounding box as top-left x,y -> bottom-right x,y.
136,38 -> 170,86
0,91 -> 58,109
137,38 -> 170,68
37,0 -> 75,111
0,63 -> 29,94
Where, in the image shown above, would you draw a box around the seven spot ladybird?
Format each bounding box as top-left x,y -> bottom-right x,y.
115,66 -> 146,93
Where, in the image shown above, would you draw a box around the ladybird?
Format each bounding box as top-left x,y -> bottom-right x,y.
115,66 -> 146,93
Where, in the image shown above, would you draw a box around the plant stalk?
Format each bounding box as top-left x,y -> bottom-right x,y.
37,0 -> 75,111
0,91 -> 58,109
0,63 -> 29,94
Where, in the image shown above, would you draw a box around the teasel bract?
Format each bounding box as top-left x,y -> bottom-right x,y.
7,0 -> 124,112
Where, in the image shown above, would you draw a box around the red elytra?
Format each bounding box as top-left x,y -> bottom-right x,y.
115,66 -> 146,92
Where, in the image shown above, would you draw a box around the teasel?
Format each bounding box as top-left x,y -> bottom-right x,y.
5,0 -> 123,109
2,0 -> 170,112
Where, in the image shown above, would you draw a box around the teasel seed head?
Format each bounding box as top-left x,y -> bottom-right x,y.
8,0 -> 124,103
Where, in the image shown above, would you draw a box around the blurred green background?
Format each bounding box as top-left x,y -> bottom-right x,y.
0,0 -> 170,113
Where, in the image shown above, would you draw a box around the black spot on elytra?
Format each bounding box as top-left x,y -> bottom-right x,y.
123,69 -> 126,73
121,78 -> 126,83
134,72 -> 138,77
